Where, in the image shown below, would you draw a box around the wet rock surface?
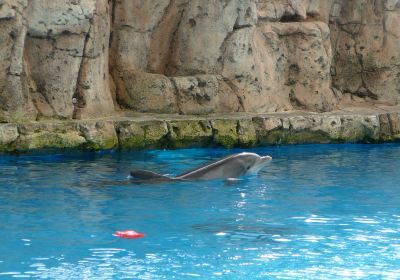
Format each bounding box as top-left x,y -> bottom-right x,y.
1,106 -> 399,152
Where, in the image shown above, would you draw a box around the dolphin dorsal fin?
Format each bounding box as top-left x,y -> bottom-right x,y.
130,169 -> 173,181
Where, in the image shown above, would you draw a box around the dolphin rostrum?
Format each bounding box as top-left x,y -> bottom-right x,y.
130,152 -> 272,182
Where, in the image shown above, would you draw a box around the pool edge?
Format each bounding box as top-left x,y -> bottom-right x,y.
0,110 -> 399,153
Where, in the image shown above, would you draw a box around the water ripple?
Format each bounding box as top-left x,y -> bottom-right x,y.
1,144 -> 400,279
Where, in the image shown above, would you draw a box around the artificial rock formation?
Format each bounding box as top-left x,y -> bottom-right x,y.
0,0 -> 399,123
331,0 -> 400,103
1,108 -> 400,152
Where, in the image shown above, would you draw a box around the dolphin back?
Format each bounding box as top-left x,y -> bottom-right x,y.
177,153 -> 247,180
130,169 -> 174,181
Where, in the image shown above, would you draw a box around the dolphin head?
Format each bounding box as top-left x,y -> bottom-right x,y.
238,152 -> 272,175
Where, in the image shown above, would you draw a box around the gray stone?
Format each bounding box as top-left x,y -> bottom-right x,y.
0,124 -> 18,145
172,75 -> 219,115
330,3 -> 342,17
385,0 -> 400,10
114,70 -> 179,114
78,121 -> 118,150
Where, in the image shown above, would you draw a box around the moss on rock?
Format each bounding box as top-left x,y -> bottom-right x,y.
167,120 -> 213,148
340,116 -> 380,143
211,119 -> 238,148
1,110 -> 400,152
16,131 -> 86,151
142,121 -> 170,148
116,121 -> 145,149
117,120 -> 169,149
257,129 -> 330,145
0,124 -> 19,151
79,121 -> 118,150
388,113 -> 400,140
237,119 -> 257,147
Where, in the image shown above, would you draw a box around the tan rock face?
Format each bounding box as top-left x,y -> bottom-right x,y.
254,21 -> 337,112
1,0 -> 115,121
171,75 -> 239,115
256,0 -> 336,23
0,0 -> 37,122
113,70 -> 178,114
331,0 -> 400,104
167,0 -> 257,75
0,0 -> 399,121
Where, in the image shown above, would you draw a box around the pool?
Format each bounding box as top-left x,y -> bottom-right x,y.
1,144 -> 400,279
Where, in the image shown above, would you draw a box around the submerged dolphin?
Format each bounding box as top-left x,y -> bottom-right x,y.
130,152 -> 272,182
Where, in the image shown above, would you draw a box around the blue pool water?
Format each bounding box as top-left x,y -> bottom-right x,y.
0,144 -> 400,279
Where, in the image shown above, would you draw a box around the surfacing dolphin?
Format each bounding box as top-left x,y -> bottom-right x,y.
130,152 -> 272,182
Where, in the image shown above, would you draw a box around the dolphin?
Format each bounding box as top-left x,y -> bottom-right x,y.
130,152 -> 272,182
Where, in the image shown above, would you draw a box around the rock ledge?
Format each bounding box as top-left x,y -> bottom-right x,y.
1,106 -> 399,153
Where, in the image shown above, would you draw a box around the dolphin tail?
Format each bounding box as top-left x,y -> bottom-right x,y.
130,169 -> 174,181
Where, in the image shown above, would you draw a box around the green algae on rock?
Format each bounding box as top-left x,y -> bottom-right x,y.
0,110 -> 399,153
116,120 -> 169,149
167,120 -> 213,148
210,119 -> 239,149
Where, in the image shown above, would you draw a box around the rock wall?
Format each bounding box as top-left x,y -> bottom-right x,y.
0,0 -> 399,122
331,0 -> 400,102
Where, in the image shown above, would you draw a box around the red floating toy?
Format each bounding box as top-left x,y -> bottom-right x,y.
113,230 -> 145,239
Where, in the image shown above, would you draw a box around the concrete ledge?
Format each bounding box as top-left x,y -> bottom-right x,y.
1,108 -> 400,153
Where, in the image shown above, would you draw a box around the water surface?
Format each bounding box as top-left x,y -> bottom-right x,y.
1,144 -> 400,279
